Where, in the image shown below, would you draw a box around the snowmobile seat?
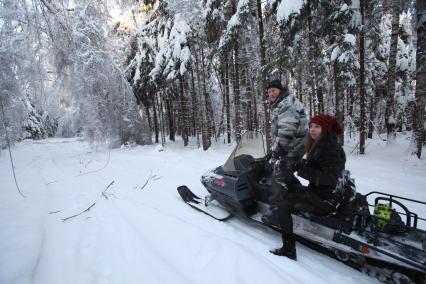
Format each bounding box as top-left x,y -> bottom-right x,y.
306,193 -> 370,233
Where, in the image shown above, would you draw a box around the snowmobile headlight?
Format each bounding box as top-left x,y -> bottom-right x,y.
213,178 -> 226,187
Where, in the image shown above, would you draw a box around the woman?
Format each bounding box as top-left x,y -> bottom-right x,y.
270,114 -> 346,260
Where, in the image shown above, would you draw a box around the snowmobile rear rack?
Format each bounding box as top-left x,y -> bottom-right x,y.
365,191 -> 426,228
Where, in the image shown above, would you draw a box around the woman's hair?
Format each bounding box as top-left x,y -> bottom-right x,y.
306,130 -> 342,160
306,133 -> 322,160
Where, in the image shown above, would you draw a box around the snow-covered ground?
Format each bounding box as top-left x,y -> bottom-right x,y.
1,134 -> 425,284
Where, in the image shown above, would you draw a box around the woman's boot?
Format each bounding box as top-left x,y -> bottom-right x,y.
270,235 -> 297,260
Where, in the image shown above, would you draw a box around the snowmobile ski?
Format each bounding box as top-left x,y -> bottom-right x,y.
177,185 -> 232,221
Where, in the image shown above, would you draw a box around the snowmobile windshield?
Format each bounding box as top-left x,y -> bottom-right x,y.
222,131 -> 267,172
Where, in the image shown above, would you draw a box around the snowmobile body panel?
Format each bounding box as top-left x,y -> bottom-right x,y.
251,202 -> 426,273
201,156 -> 261,213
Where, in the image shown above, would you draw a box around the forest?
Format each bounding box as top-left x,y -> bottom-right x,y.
0,0 -> 425,157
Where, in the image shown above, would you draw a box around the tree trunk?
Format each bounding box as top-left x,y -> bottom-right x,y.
165,96 -> 175,141
251,77 -> 259,131
349,88 -> 355,138
225,56 -> 232,144
244,71 -> 254,131
233,41 -> 242,142
297,70 -> 303,102
317,88 -> 324,114
412,0 -> 426,158
179,77 -> 189,146
190,68 -> 198,137
193,43 -> 204,148
190,68 -> 200,147
256,0 -> 271,149
385,0 -> 400,145
359,0 -> 366,154
144,104 -> 152,135
218,74 -> 226,139
307,2 -> 320,116
156,93 -> 166,146
151,92 -> 159,143
334,62 -> 344,145
200,44 -> 212,150
368,92 -> 374,139
307,2 -> 316,117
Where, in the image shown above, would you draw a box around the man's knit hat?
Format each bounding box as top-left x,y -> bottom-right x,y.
309,114 -> 343,135
267,79 -> 283,90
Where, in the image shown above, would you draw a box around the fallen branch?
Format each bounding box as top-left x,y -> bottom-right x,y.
62,202 -> 96,222
62,180 -> 114,221
101,180 -> 115,199
141,172 -> 155,190
351,140 -> 360,154
75,147 -> 111,177
1,99 -> 26,198
152,174 -> 161,181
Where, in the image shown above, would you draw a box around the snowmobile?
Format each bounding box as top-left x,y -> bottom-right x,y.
177,131 -> 426,284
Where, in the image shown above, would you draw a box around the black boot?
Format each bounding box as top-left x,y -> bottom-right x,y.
269,237 -> 297,260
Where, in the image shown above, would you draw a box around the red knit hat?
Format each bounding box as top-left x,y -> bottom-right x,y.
309,115 -> 343,135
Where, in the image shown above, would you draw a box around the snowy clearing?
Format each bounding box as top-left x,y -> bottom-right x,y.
1,134 -> 425,284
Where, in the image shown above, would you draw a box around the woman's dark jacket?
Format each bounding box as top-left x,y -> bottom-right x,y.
296,133 -> 346,205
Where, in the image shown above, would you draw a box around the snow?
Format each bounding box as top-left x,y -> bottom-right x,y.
218,0 -> 250,50
340,3 -> 349,12
1,134 -> 425,284
276,0 -> 305,23
228,13 -> 240,29
397,38 -> 411,72
350,0 -> 361,28
331,46 -> 341,61
344,34 -> 356,46
338,51 -> 352,63
150,15 -> 192,80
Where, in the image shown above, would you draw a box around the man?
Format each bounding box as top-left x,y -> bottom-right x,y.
267,79 -> 308,202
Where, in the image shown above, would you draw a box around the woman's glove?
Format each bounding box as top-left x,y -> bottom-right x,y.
293,158 -> 307,172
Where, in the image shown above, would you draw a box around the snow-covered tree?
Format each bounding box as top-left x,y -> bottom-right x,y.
412,0 -> 426,158
1,0 -> 423,156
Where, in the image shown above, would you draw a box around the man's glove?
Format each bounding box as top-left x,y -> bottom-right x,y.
266,151 -> 280,167
265,151 -> 272,161
273,159 -> 286,172
265,152 -> 274,165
